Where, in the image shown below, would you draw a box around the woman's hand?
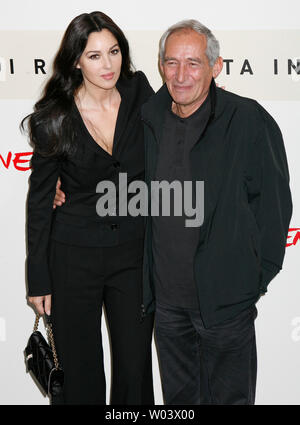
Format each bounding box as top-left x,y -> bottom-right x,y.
53,177 -> 66,209
28,294 -> 52,316
216,82 -> 226,90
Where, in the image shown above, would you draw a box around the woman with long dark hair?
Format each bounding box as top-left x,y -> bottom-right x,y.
22,11 -> 154,405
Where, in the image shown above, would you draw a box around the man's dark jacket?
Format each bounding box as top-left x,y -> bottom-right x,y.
141,79 -> 293,328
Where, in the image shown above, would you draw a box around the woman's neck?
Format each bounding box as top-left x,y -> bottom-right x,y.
75,82 -> 120,111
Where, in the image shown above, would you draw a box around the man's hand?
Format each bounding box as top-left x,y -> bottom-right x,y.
53,178 -> 66,209
28,294 -> 52,316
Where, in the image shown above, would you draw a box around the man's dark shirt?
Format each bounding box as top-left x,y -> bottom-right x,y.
152,93 -> 211,308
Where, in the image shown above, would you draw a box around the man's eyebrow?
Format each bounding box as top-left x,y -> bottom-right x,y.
164,56 -> 202,63
86,43 -> 119,54
187,57 -> 202,63
164,56 -> 178,61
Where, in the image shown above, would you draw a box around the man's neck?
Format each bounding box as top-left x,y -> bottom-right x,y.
172,92 -> 209,118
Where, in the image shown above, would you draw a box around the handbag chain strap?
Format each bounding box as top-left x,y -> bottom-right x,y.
34,314 -> 60,370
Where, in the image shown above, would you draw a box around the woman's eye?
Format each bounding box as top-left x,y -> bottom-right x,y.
111,49 -> 120,55
89,54 -> 100,60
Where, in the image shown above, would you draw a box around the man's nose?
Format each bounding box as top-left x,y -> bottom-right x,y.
176,63 -> 187,83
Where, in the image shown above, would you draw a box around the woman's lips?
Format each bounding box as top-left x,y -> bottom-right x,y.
101,72 -> 115,80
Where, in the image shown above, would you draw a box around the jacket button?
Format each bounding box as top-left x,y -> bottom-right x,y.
110,223 -> 119,231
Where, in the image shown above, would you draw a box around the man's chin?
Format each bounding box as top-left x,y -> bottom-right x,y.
171,94 -> 191,106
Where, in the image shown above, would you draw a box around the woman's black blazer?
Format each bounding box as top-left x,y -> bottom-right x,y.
26,71 -> 154,296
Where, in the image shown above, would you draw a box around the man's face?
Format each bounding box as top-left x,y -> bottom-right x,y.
160,29 -> 223,115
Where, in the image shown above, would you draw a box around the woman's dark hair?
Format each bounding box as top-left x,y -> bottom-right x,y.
21,11 -> 134,156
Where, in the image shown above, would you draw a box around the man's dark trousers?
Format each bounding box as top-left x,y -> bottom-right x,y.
155,302 -> 258,405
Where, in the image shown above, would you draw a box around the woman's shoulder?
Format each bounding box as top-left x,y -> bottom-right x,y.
133,70 -> 151,84
124,70 -> 155,98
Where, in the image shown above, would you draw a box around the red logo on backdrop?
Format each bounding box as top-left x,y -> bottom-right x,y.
286,228 -> 300,248
0,152 -> 32,171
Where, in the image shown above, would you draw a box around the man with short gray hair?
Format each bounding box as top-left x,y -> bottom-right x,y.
141,19 -> 292,404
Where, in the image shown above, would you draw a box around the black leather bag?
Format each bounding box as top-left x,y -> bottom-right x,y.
25,314 -> 64,401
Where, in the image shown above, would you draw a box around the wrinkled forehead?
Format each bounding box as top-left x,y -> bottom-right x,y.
164,29 -> 207,57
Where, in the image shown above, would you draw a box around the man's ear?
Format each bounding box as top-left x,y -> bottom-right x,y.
159,59 -> 165,75
212,56 -> 223,79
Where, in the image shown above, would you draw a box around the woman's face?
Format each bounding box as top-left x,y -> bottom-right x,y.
76,29 -> 122,90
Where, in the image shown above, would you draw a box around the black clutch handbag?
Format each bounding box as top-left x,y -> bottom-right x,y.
24,313 -> 64,402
